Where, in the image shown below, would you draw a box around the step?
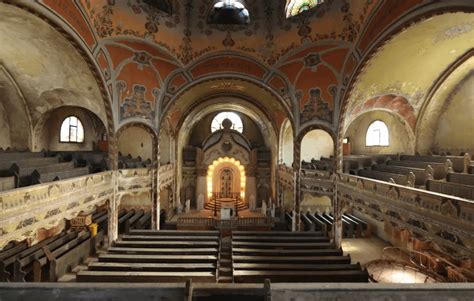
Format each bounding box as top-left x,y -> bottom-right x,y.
218,276 -> 233,283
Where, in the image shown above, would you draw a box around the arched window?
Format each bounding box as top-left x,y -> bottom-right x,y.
60,116 -> 84,143
366,120 -> 389,147
211,112 -> 243,133
285,0 -> 324,18
208,0 -> 250,25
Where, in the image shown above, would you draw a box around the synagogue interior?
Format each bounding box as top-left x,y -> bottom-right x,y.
0,0 -> 473,300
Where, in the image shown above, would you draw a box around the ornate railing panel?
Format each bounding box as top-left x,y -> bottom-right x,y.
0,172 -> 113,248
159,164 -> 174,189
278,164 -> 293,190
117,168 -> 153,196
338,174 -> 474,258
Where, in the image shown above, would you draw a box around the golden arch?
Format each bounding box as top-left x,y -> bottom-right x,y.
207,157 -> 246,199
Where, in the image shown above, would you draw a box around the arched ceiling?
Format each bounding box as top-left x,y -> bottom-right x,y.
164,78 -> 289,134
0,3 -> 107,128
80,0 -> 376,64
344,12 -> 474,130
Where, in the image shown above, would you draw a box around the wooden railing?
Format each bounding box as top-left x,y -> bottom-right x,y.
176,216 -> 274,231
338,173 -> 474,258
0,171 -> 113,247
0,166 -> 176,249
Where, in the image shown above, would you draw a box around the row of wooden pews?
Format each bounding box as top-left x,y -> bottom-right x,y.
118,153 -> 152,169
287,211 -> 371,238
346,153 -> 474,199
231,231 -> 368,283
302,157 -> 335,172
0,150 -> 107,190
77,230 -> 220,283
0,207 -> 150,282
49,151 -> 109,173
0,229 -> 101,282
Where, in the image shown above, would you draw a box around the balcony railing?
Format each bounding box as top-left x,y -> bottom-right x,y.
338,173 -> 474,258
0,166 -> 176,249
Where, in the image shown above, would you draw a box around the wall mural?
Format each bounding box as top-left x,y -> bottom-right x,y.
75,0 -> 376,65
277,43 -> 348,126
118,83 -> 158,121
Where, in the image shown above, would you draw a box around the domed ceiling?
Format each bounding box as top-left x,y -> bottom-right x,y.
6,0 -> 472,138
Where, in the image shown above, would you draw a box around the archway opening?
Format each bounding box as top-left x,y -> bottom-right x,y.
300,129 -> 334,162
207,156 -> 245,200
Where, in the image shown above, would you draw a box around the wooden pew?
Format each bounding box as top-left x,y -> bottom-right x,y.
31,166 -> 90,184
0,157 -> 58,172
0,151 -> 44,162
32,231 -> 92,282
0,233 -> 69,281
0,176 -> 15,191
387,160 -> 449,180
77,270 -> 216,282
358,169 -> 414,187
372,164 -> 427,187
124,209 -> 145,234
345,213 -> 371,238
426,180 -> 474,200
78,230 -> 219,283
446,173 -> 474,186
135,211 -> 151,230
233,270 -> 369,283
301,212 -> 315,232
400,154 -> 470,173
306,212 -> 328,235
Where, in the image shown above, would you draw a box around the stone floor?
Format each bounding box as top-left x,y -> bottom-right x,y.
342,236 -> 391,267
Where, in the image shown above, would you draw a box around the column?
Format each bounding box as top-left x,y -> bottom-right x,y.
108,138 -> 119,244
332,179 -> 342,248
292,139 -> 301,232
151,138 -> 160,230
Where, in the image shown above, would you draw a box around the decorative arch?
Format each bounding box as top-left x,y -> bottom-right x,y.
207,156 -> 246,199
279,118 -> 294,166
2,1 -> 116,166
337,5 -> 474,173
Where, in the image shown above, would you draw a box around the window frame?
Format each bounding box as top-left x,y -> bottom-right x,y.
365,120 -> 390,147
211,112 -> 244,133
59,115 -> 85,144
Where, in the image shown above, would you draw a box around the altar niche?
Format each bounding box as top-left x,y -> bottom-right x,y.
207,156 -> 246,200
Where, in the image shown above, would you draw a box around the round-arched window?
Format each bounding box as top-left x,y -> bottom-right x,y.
366,120 -> 389,146
60,116 -> 84,143
211,112 -> 243,133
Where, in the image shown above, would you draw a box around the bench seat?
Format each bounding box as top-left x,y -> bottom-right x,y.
233,270 -> 368,283
77,270 -> 216,283
231,242 -> 335,249
98,254 -> 218,263
107,247 -> 219,255
88,262 -> 216,272
113,240 -> 219,248
232,255 -> 351,264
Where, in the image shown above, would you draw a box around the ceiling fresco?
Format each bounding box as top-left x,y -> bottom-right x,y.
77,0 -> 375,65
4,0 -> 469,139
345,12 -> 474,130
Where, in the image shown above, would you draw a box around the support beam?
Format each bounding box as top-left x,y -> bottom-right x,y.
151,137 -> 160,230
108,171 -> 119,244
292,139 -> 301,232
332,180 -> 342,248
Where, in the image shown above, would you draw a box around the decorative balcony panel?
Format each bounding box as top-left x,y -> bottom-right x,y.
159,164 -> 174,189
117,168 -> 153,197
0,167 -> 176,249
0,172 -> 113,248
338,174 -> 474,258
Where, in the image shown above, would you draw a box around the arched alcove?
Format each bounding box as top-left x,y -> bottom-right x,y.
344,110 -> 415,155
279,119 -> 294,166
34,106 -> 106,152
117,125 -> 154,161
300,129 -> 334,161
